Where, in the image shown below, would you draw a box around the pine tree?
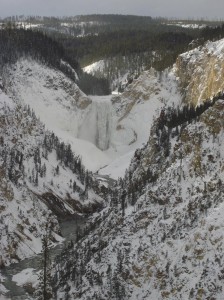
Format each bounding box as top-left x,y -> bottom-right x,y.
35,228 -> 52,300
121,190 -> 126,217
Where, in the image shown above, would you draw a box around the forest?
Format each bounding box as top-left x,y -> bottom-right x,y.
0,26 -> 110,95
41,17 -> 224,78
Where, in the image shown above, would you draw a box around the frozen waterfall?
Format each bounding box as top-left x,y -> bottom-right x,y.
78,96 -> 113,151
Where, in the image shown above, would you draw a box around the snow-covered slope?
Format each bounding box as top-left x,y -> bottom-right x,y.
83,60 -> 105,75
52,99 -> 224,300
0,87 -> 105,269
0,90 -> 61,267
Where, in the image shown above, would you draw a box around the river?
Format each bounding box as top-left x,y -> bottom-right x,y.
1,217 -> 84,300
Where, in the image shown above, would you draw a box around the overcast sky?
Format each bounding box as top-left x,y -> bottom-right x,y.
1,0 -> 224,20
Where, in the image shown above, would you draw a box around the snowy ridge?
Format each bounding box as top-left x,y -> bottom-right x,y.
83,58 -> 144,94
180,38 -> 224,62
166,22 -> 206,29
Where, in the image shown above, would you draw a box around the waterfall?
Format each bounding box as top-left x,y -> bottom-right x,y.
95,100 -> 112,150
78,97 -> 113,151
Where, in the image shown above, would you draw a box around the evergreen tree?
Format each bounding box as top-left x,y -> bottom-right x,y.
35,228 -> 52,300
121,190 -> 126,217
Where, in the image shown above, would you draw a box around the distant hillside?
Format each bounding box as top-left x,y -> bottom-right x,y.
2,14 -> 223,37
2,15 -> 224,92
0,27 -> 110,95
0,27 -> 78,78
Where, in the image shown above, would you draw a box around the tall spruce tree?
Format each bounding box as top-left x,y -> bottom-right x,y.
35,227 -> 52,300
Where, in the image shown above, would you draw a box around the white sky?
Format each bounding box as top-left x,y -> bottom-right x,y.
0,0 -> 224,20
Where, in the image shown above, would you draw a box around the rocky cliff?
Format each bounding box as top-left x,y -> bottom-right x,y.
176,38 -> 224,105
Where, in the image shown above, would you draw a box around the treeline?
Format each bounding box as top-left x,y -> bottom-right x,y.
201,23 -> 224,41
72,14 -> 156,35
3,16 -> 224,75
75,14 -> 154,26
55,29 -> 194,70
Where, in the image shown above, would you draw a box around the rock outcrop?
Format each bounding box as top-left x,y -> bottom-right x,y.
176,39 -> 224,105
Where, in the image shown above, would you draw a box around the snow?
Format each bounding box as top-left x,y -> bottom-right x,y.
61,22 -> 73,27
180,38 -> 224,62
99,69 -> 181,178
0,273 -> 8,298
0,89 -> 15,113
83,58 -> 139,94
12,268 -> 38,288
60,59 -> 79,80
15,22 -> 43,29
7,58 -> 111,172
83,60 -> 105,74
167,22 -> 206,29
99,150 -> 135,179
78,95 -> 113,151
0,86 -> 106,298
208,38 -> 224,57
0,86 -> 96,268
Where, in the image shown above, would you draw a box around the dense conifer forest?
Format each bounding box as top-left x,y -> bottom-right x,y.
38,15 -> 224,75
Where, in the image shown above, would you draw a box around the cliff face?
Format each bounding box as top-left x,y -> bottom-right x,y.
176,39 -> 224,106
